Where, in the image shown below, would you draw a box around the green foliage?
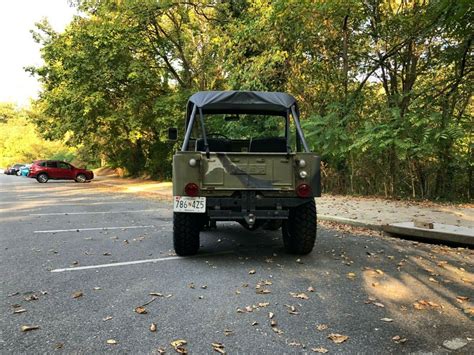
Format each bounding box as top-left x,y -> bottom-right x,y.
28,0 -> 473,200
0,104 -> 76,167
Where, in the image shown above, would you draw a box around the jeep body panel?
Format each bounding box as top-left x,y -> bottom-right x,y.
173,151 -> 320,197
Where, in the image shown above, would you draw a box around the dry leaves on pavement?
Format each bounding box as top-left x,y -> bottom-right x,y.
212,342 -> 226,354
316,324 -> 328,331
413,300 -> 442,310
312,347 -> 329,353
150,323 -> 157,332
285,304 -> 299,315
171,339 -> 188,354
248,269 -> 256,275
135,306 -> 147,314
328,333 -> 349,344
24,294 -> 39,301
290,292 -> 309,300
392,335 -> 407,344
72,291 -> 83,299
380,318 -> 393,322
106,339 -> 117,345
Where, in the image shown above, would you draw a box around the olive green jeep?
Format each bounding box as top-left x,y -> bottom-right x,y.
169,91 -> 321,256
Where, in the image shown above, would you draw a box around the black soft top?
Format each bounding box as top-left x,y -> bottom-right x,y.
186,90 -> 298,117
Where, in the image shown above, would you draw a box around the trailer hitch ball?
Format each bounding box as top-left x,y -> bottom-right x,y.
245,213 -> 256,226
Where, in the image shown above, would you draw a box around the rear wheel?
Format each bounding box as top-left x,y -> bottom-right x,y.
75,174 -> 87,183
282,199 -> 317,254
173,212 -> 200,256
37,173 -> 48,183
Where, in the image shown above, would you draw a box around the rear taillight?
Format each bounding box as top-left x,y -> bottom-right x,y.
296,183 -> 312,198
184,183 -> 199,197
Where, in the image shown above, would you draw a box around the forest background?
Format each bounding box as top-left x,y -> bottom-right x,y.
1,0 -> 472,200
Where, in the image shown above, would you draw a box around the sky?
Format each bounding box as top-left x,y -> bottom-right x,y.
0,0 -> 76,107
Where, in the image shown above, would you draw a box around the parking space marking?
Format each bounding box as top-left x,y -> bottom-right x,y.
34,225 -> 155,234
30,209 -> 166,216
50,251 -> 234,272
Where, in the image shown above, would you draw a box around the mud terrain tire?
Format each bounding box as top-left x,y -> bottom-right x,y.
282,199 -> 316,254
173,212 -> 200,256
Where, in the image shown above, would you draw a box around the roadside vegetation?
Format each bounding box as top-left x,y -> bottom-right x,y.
0,103 -> 78,168
27,0 -> 472,200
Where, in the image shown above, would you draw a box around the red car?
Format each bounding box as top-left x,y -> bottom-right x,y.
28,160 -> 94,183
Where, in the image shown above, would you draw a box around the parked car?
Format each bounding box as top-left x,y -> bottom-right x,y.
20,164 -> 31,177
4,163 -> 25,175
28,160 -> 94,183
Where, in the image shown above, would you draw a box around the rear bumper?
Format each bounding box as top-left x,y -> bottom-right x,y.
206,193 -> 312,220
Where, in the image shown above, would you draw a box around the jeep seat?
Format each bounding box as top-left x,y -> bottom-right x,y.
195,138 -> 231,152
249,137 -> 287,153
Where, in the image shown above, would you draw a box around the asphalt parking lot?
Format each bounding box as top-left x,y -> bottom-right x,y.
1,174 -> 473,353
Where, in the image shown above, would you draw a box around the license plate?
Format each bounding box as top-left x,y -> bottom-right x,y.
173,196 -> 206,213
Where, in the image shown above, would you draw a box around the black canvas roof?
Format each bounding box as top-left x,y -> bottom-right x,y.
186,91 -> 298,117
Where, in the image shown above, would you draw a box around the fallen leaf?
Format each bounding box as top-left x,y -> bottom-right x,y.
14,308 -> 27,314
21,325 -> 39,332
211,342 -> 226,354
248,270 -> 256,275
103,316 -> 113,321
72,292 -> 83,299
106,339 -> 117,345
268,312 -> 274,319
149,292 -> 164,297
285,305 -> 299,315
312,347 -> 329,353
428,277 -> 438,283
307,286 -> 315,292
456,296 -> 469,303
380,318 -> 393,322
93,287 -> 102,291
135,306 -> 147,314
290,292 -> 309,300
316,324 -> 328,331
24,294 -> 38,301
272,327 -> 283,335
171,339 -> 187,354
103,252 -> 111,256
392,335 -> 407,343
375,269 -> 384,275
347,272 -> 356,279
270,319 -> 278,327
373,302 -> 385,308
258,302 -> 270,308
157,347 -> 166,354
223,329 -> 233,336
328,333 -> 349,344
252,321 -> 258,326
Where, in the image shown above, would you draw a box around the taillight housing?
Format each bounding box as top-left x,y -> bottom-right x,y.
296,183 -> 312,198
184,182 -> 199,197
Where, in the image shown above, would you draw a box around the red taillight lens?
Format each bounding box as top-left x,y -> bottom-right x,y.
296,183 -> 312,198
184,183 -> 199,197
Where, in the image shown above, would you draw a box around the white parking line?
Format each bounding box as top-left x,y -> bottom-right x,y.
34,225 -> 155,234
30,209 -> 165,216
50,251 -> 234,272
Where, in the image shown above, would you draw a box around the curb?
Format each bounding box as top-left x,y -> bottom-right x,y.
318,214 -> 383,231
